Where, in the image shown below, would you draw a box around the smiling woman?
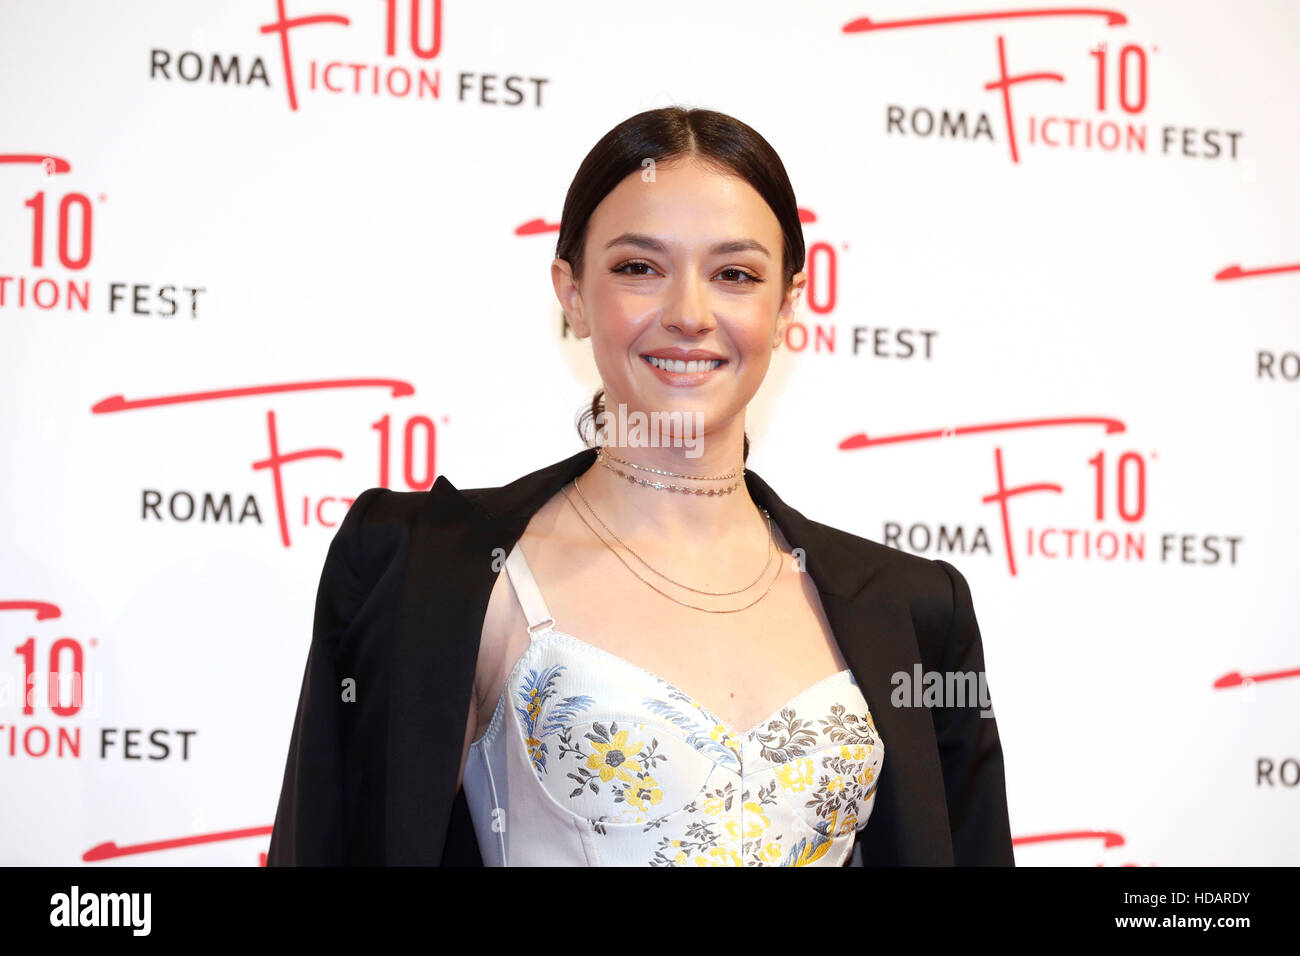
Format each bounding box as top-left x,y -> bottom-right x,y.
560,112 -> 807,464
267,106 -> 1014,868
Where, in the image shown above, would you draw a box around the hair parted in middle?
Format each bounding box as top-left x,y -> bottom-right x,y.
554,105 -> 807,463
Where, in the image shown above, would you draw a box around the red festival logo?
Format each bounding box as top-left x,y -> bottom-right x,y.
845,6 -> 1244,165
91,378 -> 441,547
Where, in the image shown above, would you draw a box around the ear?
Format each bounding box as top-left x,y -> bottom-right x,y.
552,257 -> 589,338
773,270 -> 806,348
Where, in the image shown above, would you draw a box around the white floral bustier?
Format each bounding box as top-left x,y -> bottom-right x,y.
461,543 -> 884,867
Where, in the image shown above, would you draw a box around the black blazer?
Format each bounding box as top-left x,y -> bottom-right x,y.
266,446 -> 1015,866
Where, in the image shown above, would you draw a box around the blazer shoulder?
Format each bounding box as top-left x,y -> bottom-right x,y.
804,512 -> 952,588
342,478 -> 495,570
798,512 -> 966,635
337,486 -> 430,578
352,485 -> 430,527
456,485 -> 497,508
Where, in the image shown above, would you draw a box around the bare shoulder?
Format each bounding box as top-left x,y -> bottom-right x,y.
472,487 -> 571,734
480,543 -> 522,644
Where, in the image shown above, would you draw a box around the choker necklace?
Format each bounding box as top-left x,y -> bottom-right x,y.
571,474 -> 773,595
598,457 -> 742,495
562,479 -> 780,613
596,446 -> 742,481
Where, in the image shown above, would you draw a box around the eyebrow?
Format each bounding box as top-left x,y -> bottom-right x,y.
603,232 -> 771,259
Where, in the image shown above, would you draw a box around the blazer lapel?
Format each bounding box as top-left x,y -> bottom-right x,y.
385,470 -> 489,864
387,447 -> 954,865
385,450 -> 603,864
744,470 -> 955,866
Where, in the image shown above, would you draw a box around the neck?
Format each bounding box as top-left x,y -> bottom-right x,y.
573,424 -> 766,554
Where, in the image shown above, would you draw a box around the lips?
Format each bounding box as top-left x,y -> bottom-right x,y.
642,355 -> 723,373
640,346 -> 727,373
639,352 -> 727,386
642,347 -> 725,360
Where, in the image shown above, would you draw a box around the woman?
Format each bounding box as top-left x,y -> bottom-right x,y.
267,106 -> 1013,867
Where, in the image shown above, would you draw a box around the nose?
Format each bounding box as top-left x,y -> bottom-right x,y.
660,270 -> 715,337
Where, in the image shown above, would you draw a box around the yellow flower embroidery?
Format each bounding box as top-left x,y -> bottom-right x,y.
725,801 -> 770,839
709,723 -> 742,755
695,846 -> 744,867
673,850 -> 688,865
840,744 -> 867,761
625,776 -> 664,812
702,796 -> 725,816
775,758 -> 815,793
827,776 -> 844,794
585,729 -> 643,782
760,842 -> 783,862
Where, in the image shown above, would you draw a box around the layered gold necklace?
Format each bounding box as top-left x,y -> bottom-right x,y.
561,449 -> 780,613
595,446 -> 743,495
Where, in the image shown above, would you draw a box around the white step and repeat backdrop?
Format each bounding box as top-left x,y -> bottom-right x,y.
2,0 -> 1296,866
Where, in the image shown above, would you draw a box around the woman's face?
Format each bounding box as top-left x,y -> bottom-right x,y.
553,157 -> 805,451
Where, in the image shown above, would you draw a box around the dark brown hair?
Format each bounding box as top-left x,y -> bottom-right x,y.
556,106 -> 806,463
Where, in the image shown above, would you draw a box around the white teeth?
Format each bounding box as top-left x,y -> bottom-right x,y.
645,356 -> 721,372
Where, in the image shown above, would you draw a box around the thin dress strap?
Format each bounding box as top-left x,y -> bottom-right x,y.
504,542 -> 556,639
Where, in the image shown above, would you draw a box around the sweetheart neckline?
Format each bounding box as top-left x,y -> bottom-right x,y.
470,625 -> 858,750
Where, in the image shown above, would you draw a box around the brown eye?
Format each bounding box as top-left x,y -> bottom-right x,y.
718,267 -> 761,284
612,260 -> 659,276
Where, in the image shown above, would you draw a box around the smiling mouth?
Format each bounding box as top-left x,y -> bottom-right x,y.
641,355 -> 725,373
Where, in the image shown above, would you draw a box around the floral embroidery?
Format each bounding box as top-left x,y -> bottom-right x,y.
585,725 -> 643,783
708,722 -> 743,759
514,663 -> 595,775
783,820 -> 836,866
757,842 -> 784,863
768,705 -> 880,851
624,775 -> 665,813
639,695 -> 741,769
752,708 -> 820,763
553,721 -> 676,820
694,846 -> 745,867
499,637 -> 882,865
774,758 -> 816,793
